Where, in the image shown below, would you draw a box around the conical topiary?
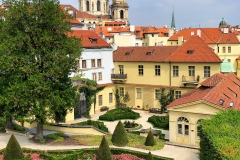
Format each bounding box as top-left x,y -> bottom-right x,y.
145,130 -> 155,146
111,121 -> 128,146
96,136 -> 112,160
146,151 -> 154,160
3,134 -> 23,160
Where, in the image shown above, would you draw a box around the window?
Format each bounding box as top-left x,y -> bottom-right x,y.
135,43 -> 138,46
97,59 -> 101,67
138,65 -> 144,75
228,46 -> 231,53
173,66 -> 179,77
188,66 -> 195,76
119,65 -> 124,74
119,87 -> 124,96
175,91 -> 181,99
177,117 -> 189,136
109,93 -> 113,103
97,0 -> 100,11
98,72 -> 102,80
89,38 -> 97,44
98,95 -> 102,106
120,10 -> 124,19
91,59 -> 95,68
222,47 -> 226,53
82,60 -> 86,68
92,73 -> 96,81
136,88 -> 142,99
196,119 -> 202,138
155,65 -> 160,76
204,66 -> 210,78
155,89 -> 160,99
187,50 -> 194,54
86,1 -> 90,11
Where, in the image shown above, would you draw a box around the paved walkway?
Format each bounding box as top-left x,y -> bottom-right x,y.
0,110 -> 199,160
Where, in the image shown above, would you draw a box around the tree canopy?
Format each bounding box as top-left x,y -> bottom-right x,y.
0,0 -> 82,139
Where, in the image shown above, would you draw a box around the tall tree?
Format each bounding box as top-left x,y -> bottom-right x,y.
159,88 -> 174,113
0,0 -> 82,139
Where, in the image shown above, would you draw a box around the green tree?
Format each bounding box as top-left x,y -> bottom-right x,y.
113,88 -> 130,108
0,0 -> 82,139
159,88 -> 174,113
96,136 -> 112,160
3,134 -> 23,160
145,130 -> 155,146
111,121 -> 128,146
146,151 -> 153,160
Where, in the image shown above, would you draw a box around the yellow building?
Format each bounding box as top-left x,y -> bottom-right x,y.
167,73 -> 240,147
112,36 -> 222,109
168,28 -> 240,76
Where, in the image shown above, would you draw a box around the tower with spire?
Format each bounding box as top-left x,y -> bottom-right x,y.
171,8 -> 176,29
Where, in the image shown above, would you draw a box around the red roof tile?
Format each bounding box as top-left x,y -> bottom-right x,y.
166,36 -> 222,63
167,73 -> 240,109
69,30 -> 111,48
237,56 -> 240,60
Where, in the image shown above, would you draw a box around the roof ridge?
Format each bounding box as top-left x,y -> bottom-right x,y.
201,28 -> 217,43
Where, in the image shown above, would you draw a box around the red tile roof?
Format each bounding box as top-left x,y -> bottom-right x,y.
237,56 -> 240,60
169,28 -> 240,44
113,36 -> 222,63
166,36 -> 222,63
167,73 -> 240,109
69,30 -> 111,48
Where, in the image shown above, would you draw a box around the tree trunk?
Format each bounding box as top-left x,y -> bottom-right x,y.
35,123 -> 44,140
6,117 -> 12,129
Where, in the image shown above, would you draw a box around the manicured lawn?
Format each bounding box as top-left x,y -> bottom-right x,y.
73,133 -> 165,151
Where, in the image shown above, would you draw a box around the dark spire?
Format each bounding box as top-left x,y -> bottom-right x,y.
171,7 -> 176,29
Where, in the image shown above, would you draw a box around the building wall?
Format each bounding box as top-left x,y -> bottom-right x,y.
79,0 -> 109,16
237,59 -> 240,77
144,36 -> 169,46
114,34 -> 136,46
168,103 -> 222,146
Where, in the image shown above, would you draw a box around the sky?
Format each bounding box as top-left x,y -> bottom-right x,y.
60,0 -> 240,29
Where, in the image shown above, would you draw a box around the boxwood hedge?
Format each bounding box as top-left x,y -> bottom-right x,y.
148,116 -> 169,130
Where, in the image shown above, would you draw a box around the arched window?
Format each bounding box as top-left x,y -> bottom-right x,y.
97,1 -> 101,11
120,10 -> 124,19
86,1 -> 90,11
177,117 -> 189,136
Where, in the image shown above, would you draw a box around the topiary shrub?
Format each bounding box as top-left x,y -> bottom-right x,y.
145,130 -> 155,146
146,151 -> 154,160
111,121 -> 128,147
3,134 -> 23,160
96,136 -> 112,160
148,116 -> 169,129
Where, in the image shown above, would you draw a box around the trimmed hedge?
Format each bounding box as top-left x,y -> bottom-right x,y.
3,134 -> 23,160
72,120 -> 109,132
148,116 -> 169,130
99,108 -> 140,121
111,121 -> 128,147
200,109 -> 240,160
145,130 -> 155,146
97,136 -> 112,160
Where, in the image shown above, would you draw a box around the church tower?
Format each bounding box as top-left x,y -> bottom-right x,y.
78,0 -> 109,16
110,0 -> 129,21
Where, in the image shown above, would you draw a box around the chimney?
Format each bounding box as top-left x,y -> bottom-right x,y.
191,31 -> 194,36
178,36 -> 183,46
197,29 -> 201,37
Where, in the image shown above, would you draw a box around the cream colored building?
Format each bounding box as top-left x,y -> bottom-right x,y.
112,36 -> 222,109
167,73 -> 240,147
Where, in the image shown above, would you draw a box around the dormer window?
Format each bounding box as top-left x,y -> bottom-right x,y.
187,50 -> 194,54
89,37 -> 97,44
146,52 -> 152,56
125,52 -> 131,56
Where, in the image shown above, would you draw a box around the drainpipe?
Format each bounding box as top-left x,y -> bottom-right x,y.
169,61 -> 172,86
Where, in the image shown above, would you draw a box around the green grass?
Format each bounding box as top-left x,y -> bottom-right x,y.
73,133 -> 165,151
44,132 -> 65,143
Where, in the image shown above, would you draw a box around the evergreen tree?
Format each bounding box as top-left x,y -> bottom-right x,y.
146,151 -> 154,160
3,134 -> 23,160
111,121 -> 128,146
145,130 -> 155,146
159,88 -> 174,113
0,0 -> 82,139
96,136 -> 112,160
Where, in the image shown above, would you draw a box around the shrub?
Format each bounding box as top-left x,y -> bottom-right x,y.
145,130 -> 155,146
148,116 -> 169,130
3,134 -> 23,160
99,108 -> 140,121
112,121 -> 128,147
97,136 -> 112,160
146,151 -> 154,160
72,120 -> 109,132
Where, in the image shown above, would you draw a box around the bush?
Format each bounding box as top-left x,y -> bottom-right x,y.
72,120 -> 108,132
44,132 -> 64,142
111,121 -> 128,147
148,116 -> 169,130
146,151 -> 154,160
3,134 -> 23,160
97,136 -> 112,160
145,130 -> 155,146
99,108 -> 140,121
